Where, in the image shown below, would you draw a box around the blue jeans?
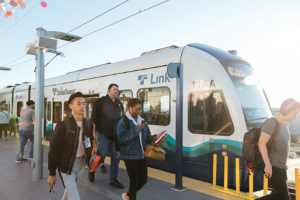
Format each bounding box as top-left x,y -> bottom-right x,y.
96,132 -> 120,182
16,130 -> 34,160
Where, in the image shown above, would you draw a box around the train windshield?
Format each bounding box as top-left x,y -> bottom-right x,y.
225,63 -> 272,125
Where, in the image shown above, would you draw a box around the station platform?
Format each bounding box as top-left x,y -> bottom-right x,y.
0,135 -> 246,200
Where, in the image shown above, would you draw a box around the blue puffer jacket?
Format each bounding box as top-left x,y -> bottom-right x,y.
117,117 -> 157,160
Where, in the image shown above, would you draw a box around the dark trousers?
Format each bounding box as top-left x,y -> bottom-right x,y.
124,158 -> 148,200
0,124 -> 8,138
257,166 -> 290,200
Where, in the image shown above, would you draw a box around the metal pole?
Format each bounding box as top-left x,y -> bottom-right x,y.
249,171 -> 254,197
263,175 -> 268,195
174,63 -> 184,190
213,154 -> 217,186
32,27 -> 46,181
236,158 -> 240,193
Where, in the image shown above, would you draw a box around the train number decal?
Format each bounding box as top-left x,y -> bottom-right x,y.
192,80 -> 216,90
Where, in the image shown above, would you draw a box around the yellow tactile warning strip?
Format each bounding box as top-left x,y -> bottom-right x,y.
104,157 -> 248,200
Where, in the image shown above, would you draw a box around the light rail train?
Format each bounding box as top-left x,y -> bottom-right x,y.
0,43 -> 272,191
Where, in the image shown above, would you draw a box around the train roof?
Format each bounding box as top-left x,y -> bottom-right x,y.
31,43 -> 250,88
14,82 -> 32,92
0,87 -> 14,95
187,43 -> 246,63
35,46 -> 184,88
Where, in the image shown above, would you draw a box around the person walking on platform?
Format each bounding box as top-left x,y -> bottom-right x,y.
15,100 -> 35,162
48,92 -> 94,200
9,114 -> 19,137
89,83 -> 124,189
0,107 -> 11,141
117,98 -> 167,200
257,98 -> 300,200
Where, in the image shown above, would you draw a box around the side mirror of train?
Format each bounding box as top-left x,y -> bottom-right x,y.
167,62 -> 180,78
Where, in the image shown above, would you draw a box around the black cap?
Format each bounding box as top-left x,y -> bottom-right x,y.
26,100 -> 35,106
68,92 -> 84,104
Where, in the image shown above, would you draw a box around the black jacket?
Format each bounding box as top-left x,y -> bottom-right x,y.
91,95 -> 123,140
48,116 -> 94,176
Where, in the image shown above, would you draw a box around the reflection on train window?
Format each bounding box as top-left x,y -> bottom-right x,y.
17,101 -> 23,117
137,87 -> 170,126
118,90 -> 133,114
64,101 -> 72,119
53,102 -> 62,123
84,97 -> 98,119
47,102 -> 51,121
188,90 -> 233,135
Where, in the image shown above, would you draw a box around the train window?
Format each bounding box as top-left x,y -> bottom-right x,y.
137,87 -> 170,126
188,90 -> 233,135
118,90 -> 133,114
64,101 -> 72,119
47,102 -> 51,121
17,101 -> 23,117
53,102 -> 62,123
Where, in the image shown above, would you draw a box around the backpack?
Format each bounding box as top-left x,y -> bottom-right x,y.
114,115 -> 130,151
242,118 -> 279,173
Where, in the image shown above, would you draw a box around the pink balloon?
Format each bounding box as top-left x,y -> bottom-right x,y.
4,13 -> 8,18
17,0 -> 22,4
41,1 -> 47,7
0,7 -> 3,11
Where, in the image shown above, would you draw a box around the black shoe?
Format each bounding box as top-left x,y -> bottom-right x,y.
110,180 -> 124,189
100,165 -> 107,173
88,171 -> 95,183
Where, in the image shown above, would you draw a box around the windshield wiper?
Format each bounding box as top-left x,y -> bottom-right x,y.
250,117 -> 268,121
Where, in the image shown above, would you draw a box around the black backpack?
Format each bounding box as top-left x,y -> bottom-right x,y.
114,115 -> 130,151
242,118 -> 279,173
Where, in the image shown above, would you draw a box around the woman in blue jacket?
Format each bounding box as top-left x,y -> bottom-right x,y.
117,98 -> 166,200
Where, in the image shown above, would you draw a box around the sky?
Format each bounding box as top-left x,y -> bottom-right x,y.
0,0 -> 299,107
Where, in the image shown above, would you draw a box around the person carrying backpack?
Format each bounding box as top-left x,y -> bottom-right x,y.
47,92 -> 94,200
89,83 -> 124,189
0,106 -> 11,141
257,99 -> 300,200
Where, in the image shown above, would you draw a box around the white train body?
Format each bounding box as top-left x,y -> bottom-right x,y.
0,43 -> 272,189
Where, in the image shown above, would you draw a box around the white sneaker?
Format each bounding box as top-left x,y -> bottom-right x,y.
28,157 -> 33,161
15,158 -> 28,163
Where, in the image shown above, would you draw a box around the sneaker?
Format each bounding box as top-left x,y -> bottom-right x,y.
100,165 -> 107,173
88,171 -> 95,183
15,158 -> 28,163
28,157 -> 33,161
122,193 -> 126,200
110,180 -> 124,189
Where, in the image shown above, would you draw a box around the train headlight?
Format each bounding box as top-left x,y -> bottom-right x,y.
222,151 -> 227,156
222,144 -> 228,150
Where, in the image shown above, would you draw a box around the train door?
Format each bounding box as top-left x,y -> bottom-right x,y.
45,97 -> 53,141
52,96 -> 65,130
83,95 -> 99,119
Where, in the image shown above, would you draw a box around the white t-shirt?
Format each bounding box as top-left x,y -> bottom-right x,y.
76,121 -> 85,157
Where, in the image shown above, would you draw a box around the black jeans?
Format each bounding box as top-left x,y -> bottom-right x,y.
0,124 -> 8,138
124,158 -> 148,200
257,166 -> 290,200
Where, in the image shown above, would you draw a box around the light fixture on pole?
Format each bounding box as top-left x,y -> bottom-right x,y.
0,67 -> 11,71
25,27 -> 82,181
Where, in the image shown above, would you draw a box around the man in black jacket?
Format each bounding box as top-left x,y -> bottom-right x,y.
47,92 -> 94,200
89,83 -> 124,188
